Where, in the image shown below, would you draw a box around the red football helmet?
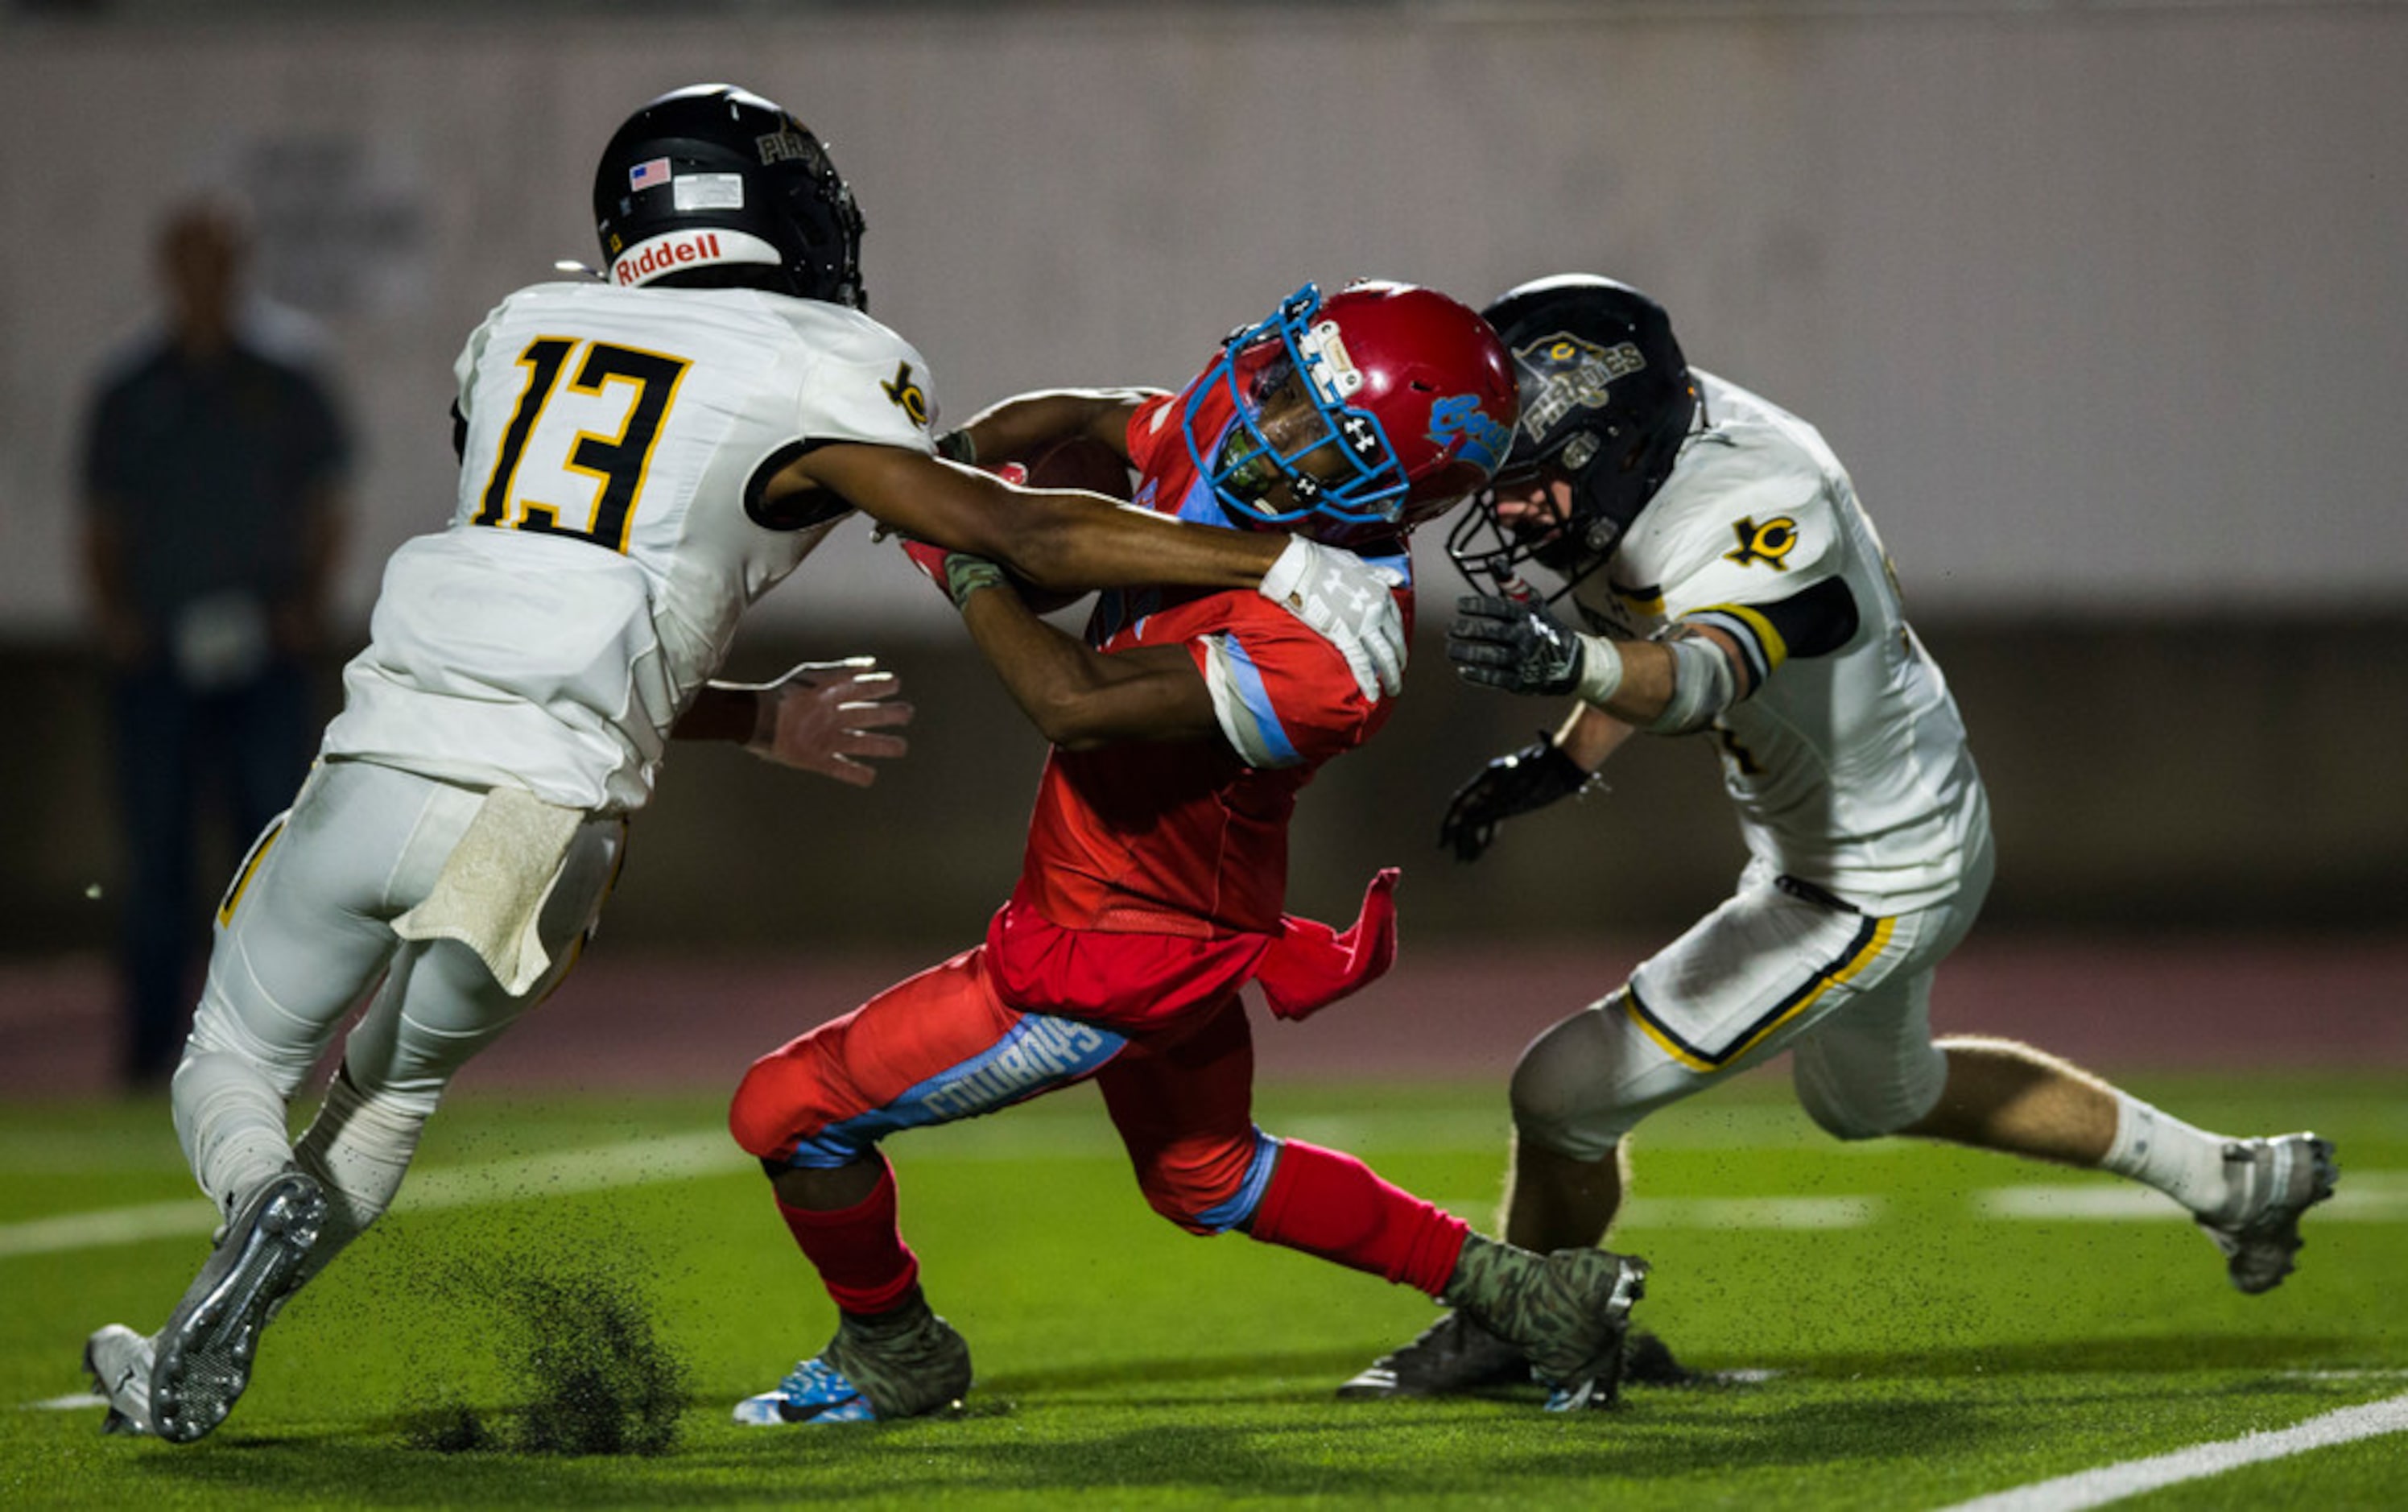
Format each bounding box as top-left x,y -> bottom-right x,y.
1182,280 -> 1518,547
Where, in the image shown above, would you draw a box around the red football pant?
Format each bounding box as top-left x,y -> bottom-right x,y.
729,940 -> 1469,1307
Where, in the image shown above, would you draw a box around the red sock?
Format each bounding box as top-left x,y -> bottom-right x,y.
1245,1139 -> 1468,1297
774,1160 -> 921,1315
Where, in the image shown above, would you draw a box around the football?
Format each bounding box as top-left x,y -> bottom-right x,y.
981,436 -> 1133,616
1013,434 -> 1134,502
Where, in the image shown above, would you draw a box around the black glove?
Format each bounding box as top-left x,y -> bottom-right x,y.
1439,735 -> 1593,862
1446,593 -> 1587,696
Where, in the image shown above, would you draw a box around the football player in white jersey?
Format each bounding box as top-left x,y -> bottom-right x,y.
1338,275 -> 2340,1400
80,82 -> 1413,1444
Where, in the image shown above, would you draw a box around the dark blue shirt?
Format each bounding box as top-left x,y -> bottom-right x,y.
81,335 -> 350,627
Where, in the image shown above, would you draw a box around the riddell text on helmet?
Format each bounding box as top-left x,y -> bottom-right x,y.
613,231 -> 727,285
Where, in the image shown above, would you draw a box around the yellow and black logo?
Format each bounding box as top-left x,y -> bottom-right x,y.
1724,515 -> 1799,571
881,361 -> 930,428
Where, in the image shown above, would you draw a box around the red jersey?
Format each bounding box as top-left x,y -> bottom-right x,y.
1011,384 -> 1413,941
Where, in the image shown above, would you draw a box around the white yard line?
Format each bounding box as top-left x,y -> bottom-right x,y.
0,1132 -> 739,1260
1979,1172 -> 2407,1223
2278,1369 -> 2408,1382
1932,1391 -> 2408,1511
1619,1194 -> 1885,1230
0,1197 -> 220,1258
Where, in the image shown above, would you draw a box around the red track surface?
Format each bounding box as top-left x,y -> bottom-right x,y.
3,937 -> 2402,1099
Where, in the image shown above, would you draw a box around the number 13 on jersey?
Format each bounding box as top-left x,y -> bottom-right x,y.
475,337 -> 692,552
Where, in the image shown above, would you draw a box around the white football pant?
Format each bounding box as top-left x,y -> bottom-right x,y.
1512,832 -> 1996,1161
172,758 -> 623,1280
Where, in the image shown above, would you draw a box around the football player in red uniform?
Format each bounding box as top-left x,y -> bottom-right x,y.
727,280 -> 1650,1424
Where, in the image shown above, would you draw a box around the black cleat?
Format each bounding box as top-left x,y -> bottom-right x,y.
1621,1329 -> 1704,1388
1338,1309 -> 1528,1398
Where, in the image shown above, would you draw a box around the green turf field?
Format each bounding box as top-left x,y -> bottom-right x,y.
3,1070 -> 2402,1509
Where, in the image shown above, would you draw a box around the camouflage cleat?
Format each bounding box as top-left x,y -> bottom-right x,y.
151,1168 -> 326,1444
1337,1310 -> 1526,1398
1530,1250 -> 1649,1411
1440,1237 -> 1647,1411
83,1324 -> 157,1436
736,1292 -> 972,1425
2198,1133 -> 2339,1295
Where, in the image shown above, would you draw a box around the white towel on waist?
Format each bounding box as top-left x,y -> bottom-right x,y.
392,784 -> 585,996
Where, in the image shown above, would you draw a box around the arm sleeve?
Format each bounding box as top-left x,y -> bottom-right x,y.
1679,575 -> 1861,686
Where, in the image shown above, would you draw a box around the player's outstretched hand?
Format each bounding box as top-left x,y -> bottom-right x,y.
1259,537 -> 1407,702
1439,735 -> 1596,861
1446,594 -> 1587,697
741,658 -> 913,786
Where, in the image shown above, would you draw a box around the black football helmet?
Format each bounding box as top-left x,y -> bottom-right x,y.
1446,275 -> 1696,599
593,84 -> 866,308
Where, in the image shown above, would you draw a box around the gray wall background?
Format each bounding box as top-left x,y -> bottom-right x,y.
2,2 -> 2402,955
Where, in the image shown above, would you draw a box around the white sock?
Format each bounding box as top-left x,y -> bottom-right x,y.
2098,1092 -> 2238,1221
291,1075 -> 432,1286
171,1050 -> 299,1224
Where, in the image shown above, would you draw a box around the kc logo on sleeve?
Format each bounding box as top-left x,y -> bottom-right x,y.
1724,515 -> 1799,571
881,361 -> 931,429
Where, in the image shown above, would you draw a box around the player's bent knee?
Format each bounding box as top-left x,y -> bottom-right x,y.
1513,1109 -> 1630,1165
1136,1163 -> 1257,1236
185,996 -> 323,1094
728,1058 -> 816,1162
1793,1048 -> 1946,1142
1139,1188 -> 1225,1237
1133,1130 -> 1277,1236
726,1072 -> 777,1159
1507,1012 -> 1634,1162
1796,1090 -> 1898,1142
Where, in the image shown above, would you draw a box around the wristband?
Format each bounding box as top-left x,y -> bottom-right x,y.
1258,535 -> 1313,607
945,556 -> 1008,609
743,687 -> 779,754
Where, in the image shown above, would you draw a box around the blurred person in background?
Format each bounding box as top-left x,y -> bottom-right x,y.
725,281 -> 1646,1427
80,196 -> 352,1090
80,83 -> 1411,1448
1339,274 -> 2341,1401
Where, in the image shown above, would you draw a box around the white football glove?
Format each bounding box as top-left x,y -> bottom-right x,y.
739,658 -> 914,786
1257,536 -> 1408,701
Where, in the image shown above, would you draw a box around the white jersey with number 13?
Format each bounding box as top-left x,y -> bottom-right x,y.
324,279 -> 939,813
